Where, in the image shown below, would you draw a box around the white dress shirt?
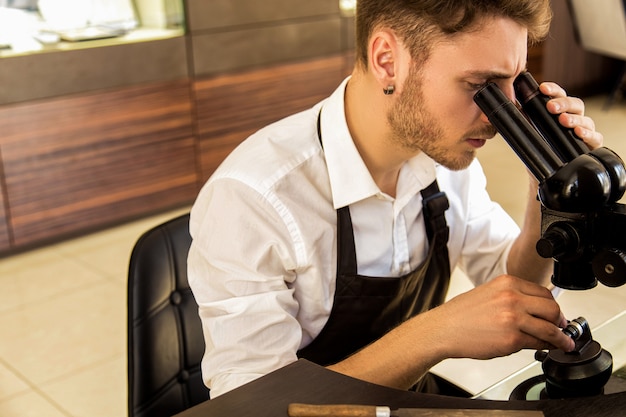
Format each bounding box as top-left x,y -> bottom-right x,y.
188,77 -> 521,397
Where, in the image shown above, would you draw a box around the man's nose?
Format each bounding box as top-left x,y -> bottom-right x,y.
479,111 -> 491,125
496,80 -> 517,103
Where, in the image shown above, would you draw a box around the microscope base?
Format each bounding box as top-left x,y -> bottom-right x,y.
510,368 -> 626,401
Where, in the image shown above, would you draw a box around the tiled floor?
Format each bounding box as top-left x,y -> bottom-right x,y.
0,207 -> 190,417
1,94 -> 626,416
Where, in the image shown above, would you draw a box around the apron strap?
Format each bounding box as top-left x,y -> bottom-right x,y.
421,181 -> 450,253
337,181 -> 449,276
318,109 -> 450,277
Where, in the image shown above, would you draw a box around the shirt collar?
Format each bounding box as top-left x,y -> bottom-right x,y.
320,77 -> 438,209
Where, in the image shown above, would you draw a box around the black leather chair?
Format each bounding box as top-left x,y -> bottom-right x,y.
127,213 -> 209,417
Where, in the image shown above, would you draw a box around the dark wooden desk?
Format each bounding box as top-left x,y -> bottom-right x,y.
173,359 -> 626,417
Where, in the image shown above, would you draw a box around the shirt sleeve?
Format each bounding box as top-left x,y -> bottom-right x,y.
188,178 -> 303,397
455,161 -> 521,286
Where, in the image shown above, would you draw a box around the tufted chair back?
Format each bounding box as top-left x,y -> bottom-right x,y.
127,213 -> 209,417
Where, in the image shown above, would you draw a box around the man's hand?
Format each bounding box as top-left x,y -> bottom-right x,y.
540,82 -> 603,150
328,275 -> 575,391
435,275 -> 575,359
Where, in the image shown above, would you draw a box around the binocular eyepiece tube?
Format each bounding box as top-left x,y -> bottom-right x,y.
474,72 -> 625,213
473,81 -> 562,182
513,73 -> 590,161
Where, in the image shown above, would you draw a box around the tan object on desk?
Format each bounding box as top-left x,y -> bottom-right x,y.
288,403 -> 545,416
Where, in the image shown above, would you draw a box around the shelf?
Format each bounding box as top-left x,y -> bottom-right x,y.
0,27 -> 184,59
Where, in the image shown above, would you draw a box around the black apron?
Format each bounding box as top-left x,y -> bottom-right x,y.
298,113 -> 467,395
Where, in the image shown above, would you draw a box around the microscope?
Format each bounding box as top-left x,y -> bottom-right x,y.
474,72 -> 626,400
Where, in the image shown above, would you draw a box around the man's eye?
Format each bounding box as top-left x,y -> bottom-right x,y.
468,81 -> 489,91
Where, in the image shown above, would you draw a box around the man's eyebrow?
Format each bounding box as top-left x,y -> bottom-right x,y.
461,70 -> 520,80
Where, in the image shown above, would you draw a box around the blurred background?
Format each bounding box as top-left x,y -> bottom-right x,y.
1,0 -> 626,416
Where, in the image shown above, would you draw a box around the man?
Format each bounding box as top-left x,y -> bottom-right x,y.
188,0 -> 603,398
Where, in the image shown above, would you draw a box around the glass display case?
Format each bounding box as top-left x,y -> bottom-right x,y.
0,0 -> 184,57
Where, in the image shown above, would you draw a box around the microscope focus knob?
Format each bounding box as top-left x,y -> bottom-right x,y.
592,249 -> 626,287
536,222 -> 582,259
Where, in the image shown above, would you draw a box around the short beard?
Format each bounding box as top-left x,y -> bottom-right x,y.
386,66 -> 495,171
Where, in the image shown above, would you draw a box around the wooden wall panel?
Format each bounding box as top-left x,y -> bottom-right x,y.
186,0 -> 344,77
0,178 -> 10,252
0,54 -> 354,252
542,0 -> 619,95
0,80 -> 198,248
197,129 -> 257,183
193,53 -> 352,178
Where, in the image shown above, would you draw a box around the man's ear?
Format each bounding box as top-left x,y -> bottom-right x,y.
369,30 -> 400,92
